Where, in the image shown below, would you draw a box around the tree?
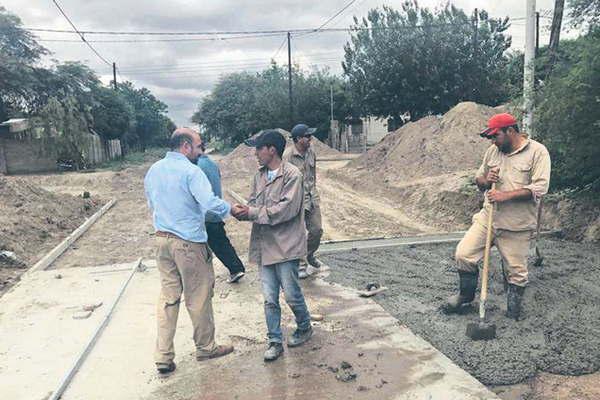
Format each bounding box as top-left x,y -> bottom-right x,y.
192,63 -> 353,146
90,86 -> 133,140
342,2 -> 512,120
535,30 -> 600,191
568,0 -> 600,28
0,7 -> 49,120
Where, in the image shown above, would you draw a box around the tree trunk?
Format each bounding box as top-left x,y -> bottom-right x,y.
549,0 -> 565,53
547,0 -> 565,78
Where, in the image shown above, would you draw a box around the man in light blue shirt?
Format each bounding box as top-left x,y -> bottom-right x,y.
197,148 -> 246,284
144,127 -> 234,374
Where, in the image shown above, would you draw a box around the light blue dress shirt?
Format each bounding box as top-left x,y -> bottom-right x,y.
144,151 -> 230,242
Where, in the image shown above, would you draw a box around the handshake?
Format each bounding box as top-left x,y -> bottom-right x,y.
231,203 -> 250,220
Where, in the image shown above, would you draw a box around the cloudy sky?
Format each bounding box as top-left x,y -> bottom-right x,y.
5,1 -> 572,126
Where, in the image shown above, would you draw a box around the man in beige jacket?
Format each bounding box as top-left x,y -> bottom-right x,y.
232,130 -> 312,362
445,113 -> 551,320
283,123 -> 324,279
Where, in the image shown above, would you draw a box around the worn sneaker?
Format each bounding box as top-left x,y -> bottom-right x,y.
196,344 -> 234,361
287,327 -> 313,347
156,361 -> 176,374
228,271 -> 245,283
264,342 -> 284,362
307,257 -> 323,269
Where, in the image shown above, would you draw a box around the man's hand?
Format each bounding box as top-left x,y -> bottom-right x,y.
231,204 -> 249,219
485,168 -> 500,185
487,189 -> 511,203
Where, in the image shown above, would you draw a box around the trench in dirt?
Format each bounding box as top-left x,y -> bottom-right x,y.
321,238 -> 600,386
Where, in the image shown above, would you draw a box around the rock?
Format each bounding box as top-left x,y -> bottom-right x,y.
0,251 -> 26,268
340,361 -> 352,369
82,302 -> 103,312
54,274 -> 63,279
335,369 -> 357,382
82,191 -> 91,199
289,373 -> 301,379
73,311 -> 92,320
311,314 -> 324,321
358,352 -> 364,357
357,386 -> 369,392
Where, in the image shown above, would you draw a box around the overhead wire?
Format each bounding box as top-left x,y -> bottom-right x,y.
50,0 -> 112,67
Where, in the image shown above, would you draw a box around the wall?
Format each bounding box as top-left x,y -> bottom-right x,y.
0,134 -> 122,175
363,117 -> 389,145
0,138 -> 57,174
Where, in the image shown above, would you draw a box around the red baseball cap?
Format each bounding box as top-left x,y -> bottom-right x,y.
480,113 -> 518,137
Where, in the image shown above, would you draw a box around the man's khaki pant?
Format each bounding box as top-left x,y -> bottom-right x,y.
300,204 -> 323,270
455,213 -> 533,287
155,236 -> 216,364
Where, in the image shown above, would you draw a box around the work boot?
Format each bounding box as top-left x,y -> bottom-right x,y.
264,342 -> 284,362
196,345 -> 234,361
287,326 -> 313,347
506,284 -> 526,320
444,271 -> 479,313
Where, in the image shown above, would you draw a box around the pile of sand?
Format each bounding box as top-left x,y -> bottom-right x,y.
220,128 -> 340,182
0,177 -> 98,267
348,102 -> 499,182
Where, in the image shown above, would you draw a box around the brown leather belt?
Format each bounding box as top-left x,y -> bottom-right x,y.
155,231 -> 181,239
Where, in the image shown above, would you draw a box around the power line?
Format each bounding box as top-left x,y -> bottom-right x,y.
271,36 -> 288,60
50,0 -> 112,67
315,0 -> 358,31
25,20 -> 516,37
37,32 -> 287,43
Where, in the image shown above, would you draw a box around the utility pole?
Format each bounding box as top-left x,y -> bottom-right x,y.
112,62 -> 117,90
523,0 -> 536,136
472,8 -> 479,100
287,32 -> 293,128
330,85 -> 334,122
535,12 -> 540,56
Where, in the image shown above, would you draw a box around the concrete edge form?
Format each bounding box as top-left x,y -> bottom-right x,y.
48,258 -> 142,400
29,198 -> 117,273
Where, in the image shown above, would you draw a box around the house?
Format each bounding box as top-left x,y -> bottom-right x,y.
329,117 -> 390,153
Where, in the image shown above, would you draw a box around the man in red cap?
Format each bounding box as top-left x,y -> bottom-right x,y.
445,113 -> 551,320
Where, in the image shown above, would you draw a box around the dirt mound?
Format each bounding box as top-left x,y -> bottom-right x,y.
348,102 -> 499,182
0,177 -> 99,268
220,128 -> 340,182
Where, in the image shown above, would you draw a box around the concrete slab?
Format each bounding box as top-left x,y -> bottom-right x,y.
0,261 -> 138,400
1,259 -> 499,399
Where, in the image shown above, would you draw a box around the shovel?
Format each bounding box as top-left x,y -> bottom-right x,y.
466,183 -> 497,341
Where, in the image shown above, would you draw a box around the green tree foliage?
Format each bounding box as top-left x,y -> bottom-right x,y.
536,30 -> 600,191
342,1 -> 512,120
568,0 -> 600,28
90,86 -> 134,140
0,6 -> 174,158
192,63 -> 352,145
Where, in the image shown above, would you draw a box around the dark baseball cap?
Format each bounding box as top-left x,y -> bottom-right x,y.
290,123 -> 316,138
244,129 -> 286,152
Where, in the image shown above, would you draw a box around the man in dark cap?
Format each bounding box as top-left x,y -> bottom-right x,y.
232,130 -> 313,362
284,124 -> 324,279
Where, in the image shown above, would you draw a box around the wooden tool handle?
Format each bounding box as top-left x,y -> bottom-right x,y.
227,189 -> 248,206
479,183 -> 495,319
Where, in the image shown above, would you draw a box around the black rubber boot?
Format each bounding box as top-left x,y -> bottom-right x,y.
444,271 -> 478,313
506,284 -> 526,320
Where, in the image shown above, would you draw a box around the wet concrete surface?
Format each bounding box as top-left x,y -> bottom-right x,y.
321,238 -> 600,385
141,268 -> 497,400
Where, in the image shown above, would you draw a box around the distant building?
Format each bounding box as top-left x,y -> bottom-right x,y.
0,118 -> 122,175
329,117 -> 390,153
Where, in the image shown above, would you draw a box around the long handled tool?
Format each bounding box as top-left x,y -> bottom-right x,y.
466,183 -> 497,341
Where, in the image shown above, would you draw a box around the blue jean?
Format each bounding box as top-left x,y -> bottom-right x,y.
260,259 -> 311,343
